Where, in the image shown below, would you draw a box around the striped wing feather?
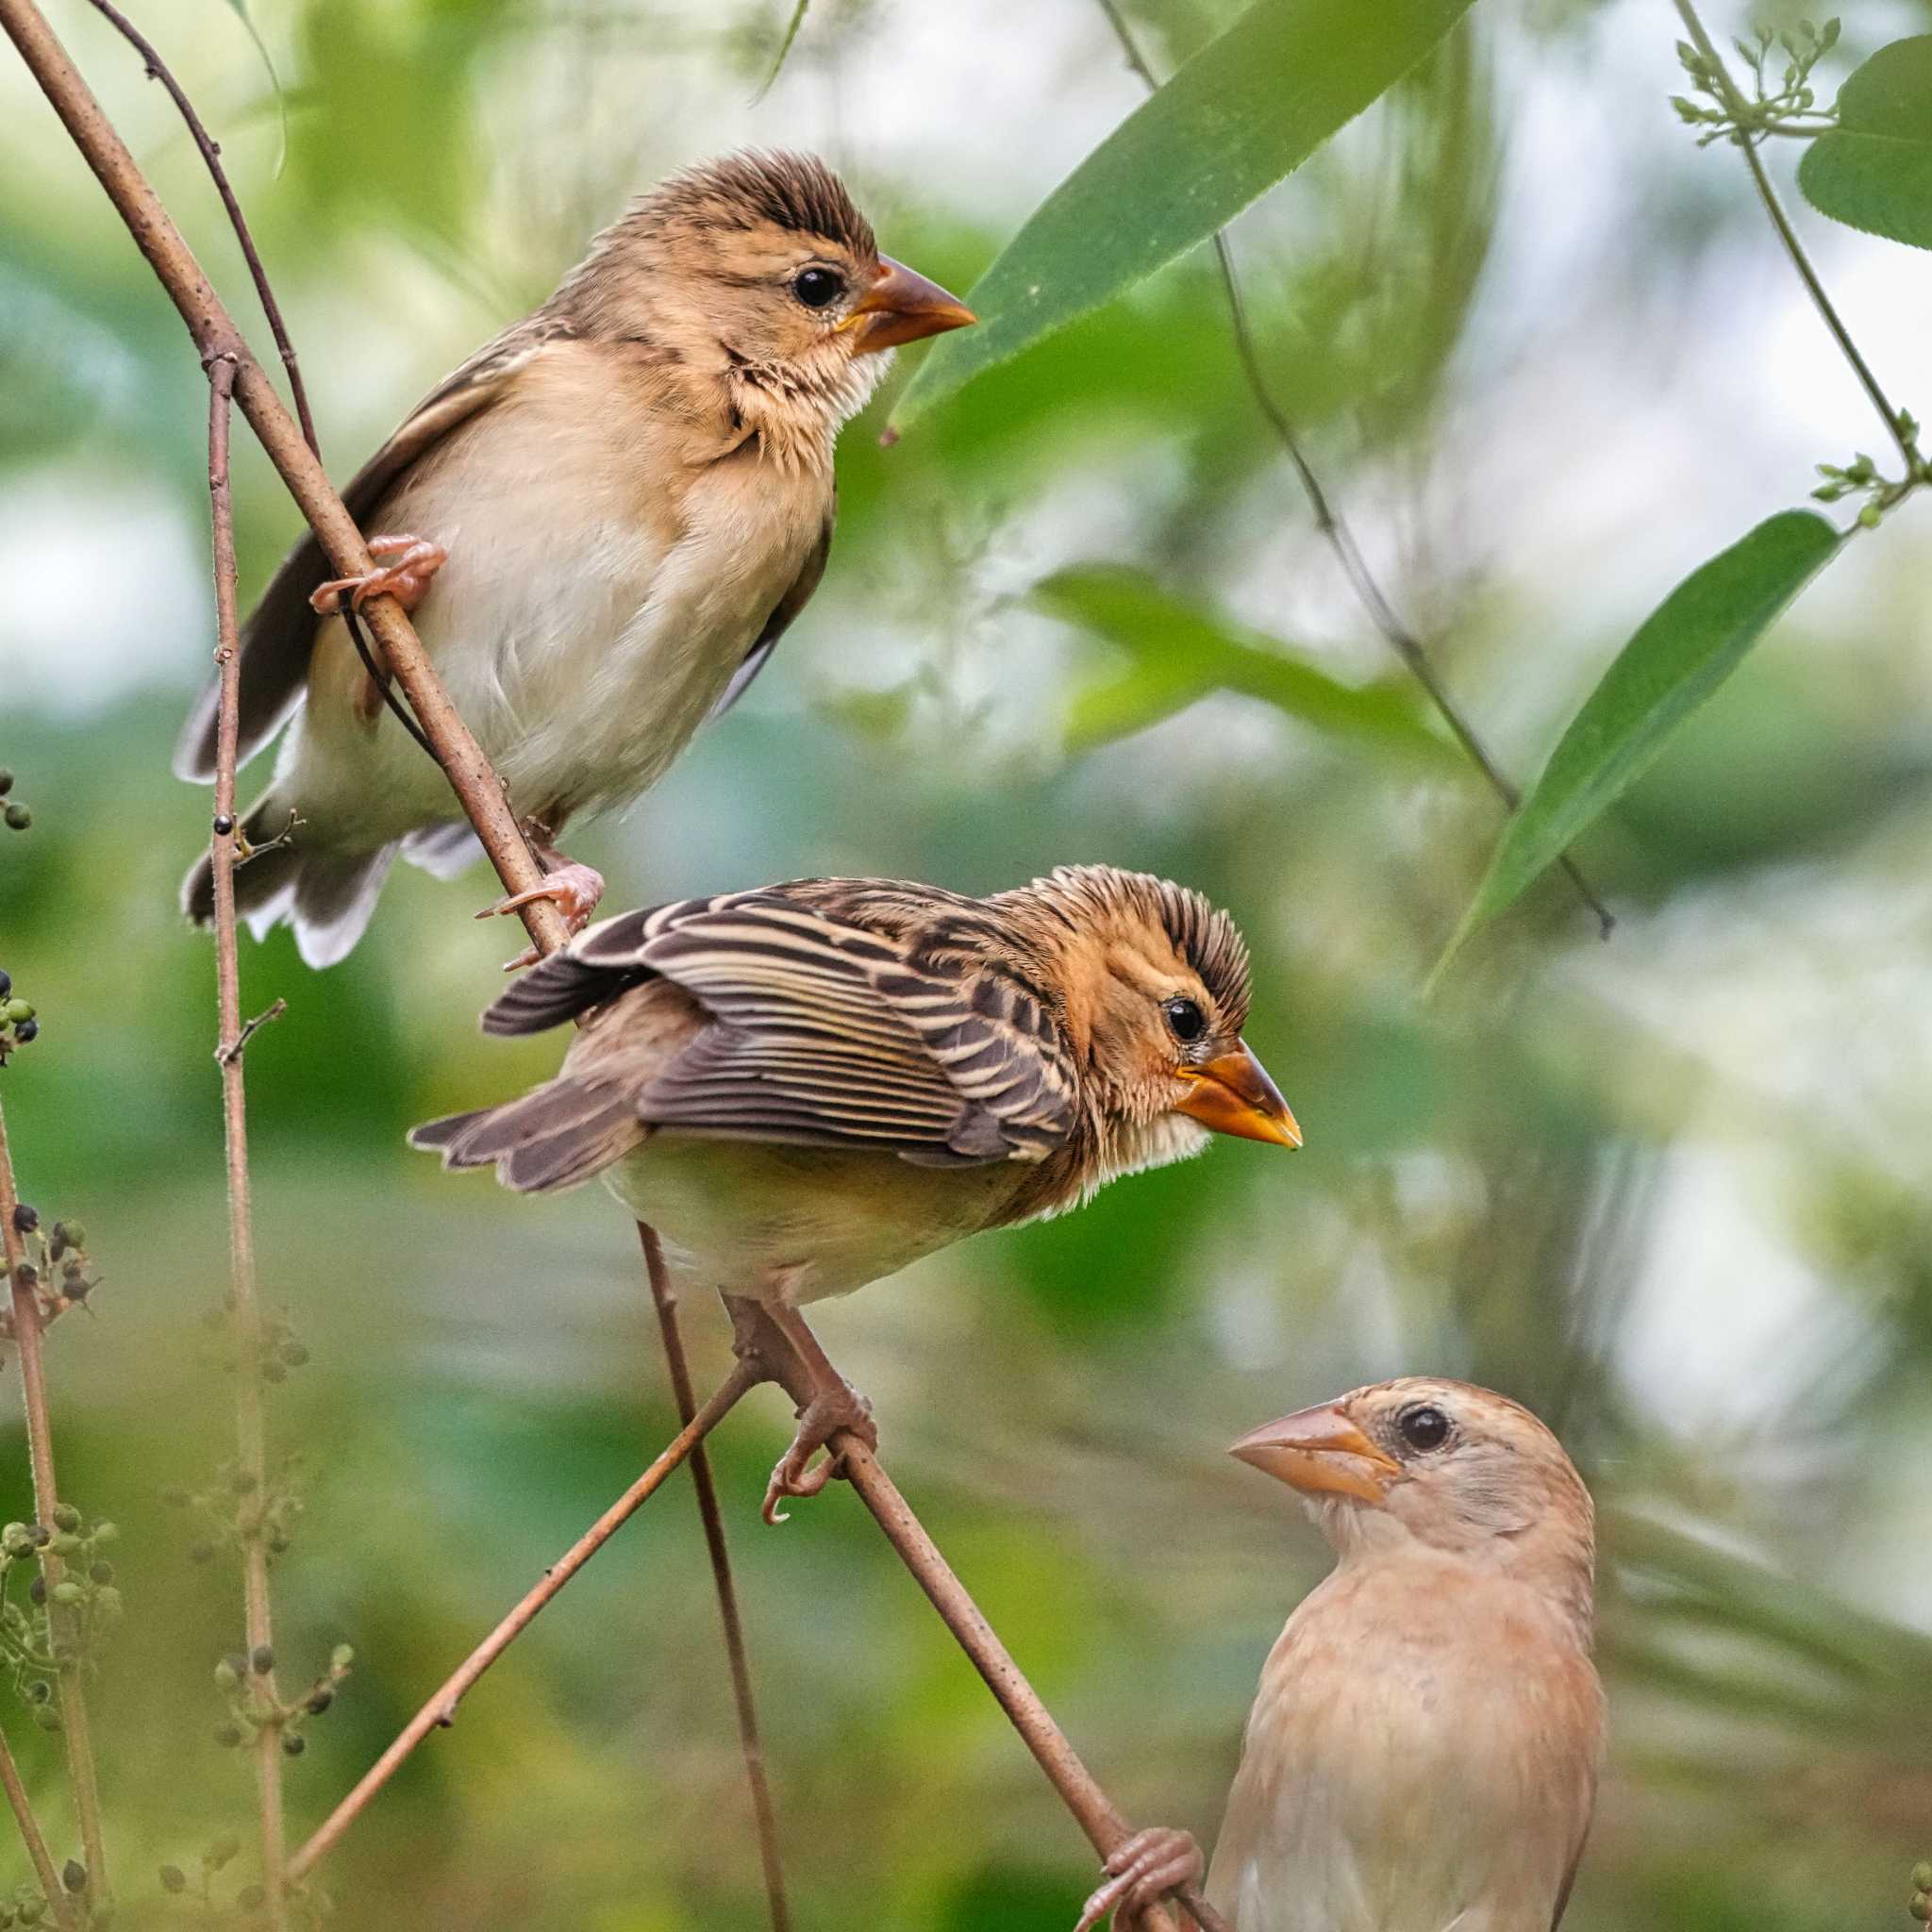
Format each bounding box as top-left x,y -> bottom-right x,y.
483,889 -> 1077,1166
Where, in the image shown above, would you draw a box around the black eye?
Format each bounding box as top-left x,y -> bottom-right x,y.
793,267 -> 844,309
1162,997 -> 1207,1043
1398,1405 -> 1451,1453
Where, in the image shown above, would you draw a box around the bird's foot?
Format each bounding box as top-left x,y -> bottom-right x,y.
1074,1829 -> 1206,1932
310,534 -> 449,615
482,861 -> 606,971
761,1378 -> 876,1527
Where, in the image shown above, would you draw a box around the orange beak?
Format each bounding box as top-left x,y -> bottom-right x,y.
1229,1402 -> 1401,1504
1173,1042 -> 1301,1149
843,256 -> 975,354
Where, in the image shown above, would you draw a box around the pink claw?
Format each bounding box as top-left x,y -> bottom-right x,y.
311,534 -> 449,615
1074,1828 -> 1205,1932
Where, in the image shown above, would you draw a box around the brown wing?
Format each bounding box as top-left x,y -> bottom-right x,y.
173,315 -> 575,781
705,504 -> 834,724
479,886 -> 1078,1166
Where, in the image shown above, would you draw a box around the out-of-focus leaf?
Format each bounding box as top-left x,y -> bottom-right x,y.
223,0 -> 290,175
1436,511 -> 1840,967
891,0 -> 1479,428
1799,37 -> 1932,251
1034,565 -> 1449,758
755,0 -> 810,100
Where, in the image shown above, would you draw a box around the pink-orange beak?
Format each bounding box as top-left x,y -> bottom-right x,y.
1229,1402 -> 1401,1504
843,255 -> 976,354
1173,1042 -> 1302,1149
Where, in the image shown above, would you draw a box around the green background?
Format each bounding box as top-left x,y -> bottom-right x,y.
2,0 -> 1931,1924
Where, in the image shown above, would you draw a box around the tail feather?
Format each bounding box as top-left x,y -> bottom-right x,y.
179,792 -> 392,969
408,1079 -> 645,1193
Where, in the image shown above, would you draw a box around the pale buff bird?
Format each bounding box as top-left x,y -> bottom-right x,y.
1080,1379 -> 1604,1932
177,151 -> 972,967
410,866 -> 1299,1519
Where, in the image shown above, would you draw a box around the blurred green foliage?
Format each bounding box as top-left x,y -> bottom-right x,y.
2,0 -> 1932,1927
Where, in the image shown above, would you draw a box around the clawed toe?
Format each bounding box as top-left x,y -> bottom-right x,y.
1074,1828 -> 1205,1932
310,534 -> 449,616
481,861 -> 606,969
761,1383 -> 876,1526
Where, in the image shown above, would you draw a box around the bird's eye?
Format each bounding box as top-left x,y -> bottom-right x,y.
793,267 -> 844,309
1397,1405 -> 1451,1453
1162,997 -> 1208,1043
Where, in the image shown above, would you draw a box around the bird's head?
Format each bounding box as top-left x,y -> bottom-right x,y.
1017,866 -> 1300,1188
1232,1378 -> 1594,1610
566,151 -> 972,448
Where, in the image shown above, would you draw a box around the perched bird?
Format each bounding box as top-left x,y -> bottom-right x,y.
177,150 -> 973,967
410,865 -> 1299,1519
1080,1379 -> 1604,1932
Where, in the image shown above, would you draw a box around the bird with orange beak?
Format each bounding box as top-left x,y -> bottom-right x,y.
177,150 -> 974,966
411,866 -> 1298,1520
1080,1379 -> 1604,1932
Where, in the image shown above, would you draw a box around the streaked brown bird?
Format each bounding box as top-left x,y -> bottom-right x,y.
177,150 -> 972,967
1081,1379 -> 1604,1932
411,866 -> 1299,1519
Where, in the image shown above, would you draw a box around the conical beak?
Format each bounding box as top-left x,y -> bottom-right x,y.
843,256 -> 976,354
1173,1042 -> 1301,1148
1229,1402 -> 1401,1504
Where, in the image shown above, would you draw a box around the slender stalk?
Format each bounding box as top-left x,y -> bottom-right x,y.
0,1721 -> 74,1929
78,0 -> 319,457
740,1307 -> 1224,1932
638,1227 -> 791,1932
1673,0 -> 1922,477
1093,0 -> 1615,940
285,1362 -> 757,1884
0,1101 -> 107,1901
205,353 -> 287,1928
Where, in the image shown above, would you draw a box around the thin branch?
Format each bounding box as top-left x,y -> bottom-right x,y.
1093,0 -> 1615,941
207,351 -> 287,1930
0,1721 -> 74,1930
1673,0 -> 1922,478
285,1361 -> 758,1885
740,1307 -> 1225,1932
639,1227 -> 791,1932
79,0 -> 319,457
0,1100 -> 107,1900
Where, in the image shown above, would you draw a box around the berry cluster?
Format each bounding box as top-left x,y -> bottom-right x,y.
0,970 -> 38,1061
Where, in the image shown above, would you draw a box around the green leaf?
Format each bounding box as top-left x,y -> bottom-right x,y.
224,0 -> 290,175
1032,566 -> 1449,758
1798,36 -> 1932,250
1435,511 -> 1840,973
891,0 -> 1478,429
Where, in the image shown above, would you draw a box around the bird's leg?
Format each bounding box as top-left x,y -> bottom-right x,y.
1074,1829 -> 1206,1932
725,1293 -> 876,1526
481,816 -> 607,970
310,533 -> 450,618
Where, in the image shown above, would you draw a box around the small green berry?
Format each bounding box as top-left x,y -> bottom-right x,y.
330,1643 -> 355,1673
0,772 -> 11,796
2,805 -> 27,833
30,1705 -> 59,1734
88,1561 -> 113,1586
58,1222 -> 86,1251
213,1659 -> 240,1691
251,1644 -> 275,1675
1910,1894 -> 1931,1924
27,1576 -> 44,1606
281,1732 -> 306,1757
50,1582 -> 82,1607
47,1534 -> 80,1558
222,1650 -> 248,1681
25,1681 -> 49,1704
2,1000 -> 30,1024
1914,1865 -> 1932,1894
207,1834 -> 241,1868
236,1887 -> 264,1911
91,1587 -> 122,1624
306,1687 -> 334,1716
158,1867 -> 187,1895
1859,503 -> 1883,530
61,1860 -> 85,1894
50,1504 -> 78,1533
213,1723 -> 243,1748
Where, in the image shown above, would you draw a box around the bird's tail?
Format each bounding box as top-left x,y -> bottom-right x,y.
409,1079 -> 647,1193
180,791 -> 395,970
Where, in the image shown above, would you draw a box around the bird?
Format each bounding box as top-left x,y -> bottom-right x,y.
409,865 -> 1300,1521
176,150 -> 974,968
1078,1378 -> 1604,1932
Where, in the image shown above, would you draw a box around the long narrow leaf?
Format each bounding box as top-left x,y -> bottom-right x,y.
1435,511 -> 1840,972
891,0 -> 1478,428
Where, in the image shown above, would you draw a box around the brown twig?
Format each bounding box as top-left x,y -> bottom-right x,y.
1092,0 -> 1614,941
206,351 -> 288,1929
0,1721 -> 74,1929
0,1099 -> 107,1902
78,0 -> 320,457
741,1306 -> 1224,1932
639,1226 -> 791,1932
285,1361 -> 758,1884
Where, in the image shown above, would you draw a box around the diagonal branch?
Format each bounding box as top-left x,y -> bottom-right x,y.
0,1721 -> 74,1930
284,1360 -> 758,1884
1672,0 -> 1923,479
206,350 -> 287,1930
1094,0 -> 1614,941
